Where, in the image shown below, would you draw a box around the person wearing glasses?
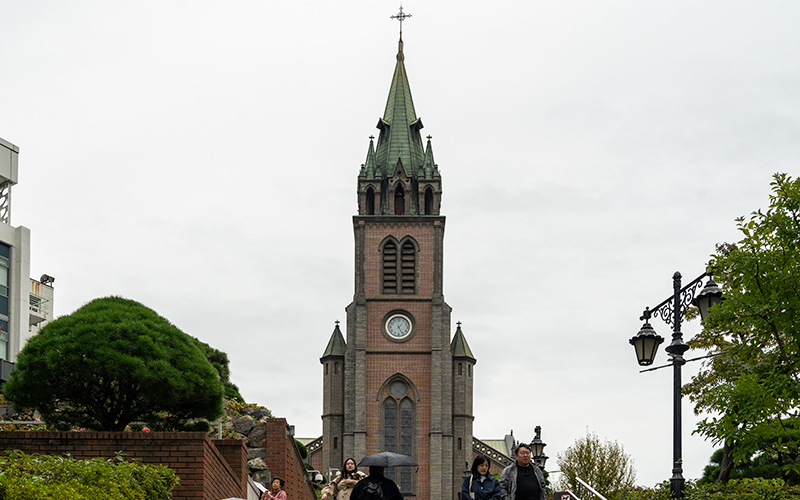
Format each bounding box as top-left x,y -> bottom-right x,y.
499,443 -> 545,500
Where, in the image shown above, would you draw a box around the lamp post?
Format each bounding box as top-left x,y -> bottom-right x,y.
629,271 -> 722,499
530,425 -> 548,469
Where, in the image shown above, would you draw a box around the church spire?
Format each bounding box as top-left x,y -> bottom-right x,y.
374,6 -> 425,178
357,7 -> 442,217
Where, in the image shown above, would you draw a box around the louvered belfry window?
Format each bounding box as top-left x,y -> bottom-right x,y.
382,241 -> 398,293
383,239 -> 416,294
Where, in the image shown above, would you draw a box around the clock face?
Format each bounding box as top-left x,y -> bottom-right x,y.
385,314 -> 412,339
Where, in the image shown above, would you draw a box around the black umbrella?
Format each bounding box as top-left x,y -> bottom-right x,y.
357,451 -> 418,468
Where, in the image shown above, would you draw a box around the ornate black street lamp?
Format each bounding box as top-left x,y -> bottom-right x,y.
629,271 -> 722,499
530,425 -> 548,469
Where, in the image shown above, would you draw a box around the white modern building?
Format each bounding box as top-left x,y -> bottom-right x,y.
0,136 -> 53,383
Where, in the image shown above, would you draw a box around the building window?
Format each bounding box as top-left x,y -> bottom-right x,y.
325,363 -> 328,375
424,187 -> 434,215
366,186 -> 375,215
0,319 -> 7,361
0,243 -> 9,360
400,241 -> 416,294
335,362 -> 339,374
382,380 -> 415,495
382,241 -> 398,294
334,437 -> 338,449
458,363 -> 463,376
383,238 -> 417,295
394,185 -> 405,215
458,437 -> 462,450
0,243 -> 9,318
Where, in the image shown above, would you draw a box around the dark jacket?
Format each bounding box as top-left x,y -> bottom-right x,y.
499,463 -> 546,500
461,474 -> 502,500
350,474 -> 403,500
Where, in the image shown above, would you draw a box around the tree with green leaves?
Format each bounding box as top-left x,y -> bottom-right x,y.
685,173 -> 800,483
191,337 -> 244,402
555,430 -> 636,500
2,296 -> 225,431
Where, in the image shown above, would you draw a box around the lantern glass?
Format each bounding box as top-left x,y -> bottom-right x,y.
530,440 -> 545,458
693,278 -> 723,320
630,322 -> 664,366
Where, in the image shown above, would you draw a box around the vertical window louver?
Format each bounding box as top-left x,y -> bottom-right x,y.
382,241 -> 398,294
400,241 -> 416,294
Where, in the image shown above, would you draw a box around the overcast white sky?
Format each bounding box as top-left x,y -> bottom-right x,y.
2,0 -> 799,489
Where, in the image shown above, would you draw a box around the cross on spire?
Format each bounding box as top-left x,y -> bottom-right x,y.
390,5 -> 412,40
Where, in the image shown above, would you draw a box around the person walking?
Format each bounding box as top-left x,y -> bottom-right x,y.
261,477 -> 287,500
350,466 -> 403,500
499,443 -> 546,500
322,458 -> 368,500
462,454 -> 501,500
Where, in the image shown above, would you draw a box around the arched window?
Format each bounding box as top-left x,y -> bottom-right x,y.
394,185 -> 405,215
382,240 -> 398,294
382,380 -> 415,495
424,187 -> 434,215
366,186 -> 375,215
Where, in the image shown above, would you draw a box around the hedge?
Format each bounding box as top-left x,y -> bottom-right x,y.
0,450 -> 178,500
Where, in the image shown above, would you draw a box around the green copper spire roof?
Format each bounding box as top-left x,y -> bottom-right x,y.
363,135 -> 378,178
321,322 -> 346,359
451,323 -> 476,362
421,135 -> 439,179
374,38 -> 426,177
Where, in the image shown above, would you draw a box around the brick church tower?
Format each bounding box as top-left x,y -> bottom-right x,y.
319,23 -> 477,500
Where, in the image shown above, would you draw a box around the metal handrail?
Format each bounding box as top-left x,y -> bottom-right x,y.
576,477 -> 608,500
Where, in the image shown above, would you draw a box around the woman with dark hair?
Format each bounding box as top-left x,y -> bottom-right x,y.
461,454 -> 501,500
261,477 -> 287,500
321,458 -> 367,500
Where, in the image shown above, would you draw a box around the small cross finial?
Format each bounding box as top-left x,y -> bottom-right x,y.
390,5 -> 412,40
335,320 -> 340,326
426,135 -> 432,140
369,135 -> 375,141
456,321 -> 462,328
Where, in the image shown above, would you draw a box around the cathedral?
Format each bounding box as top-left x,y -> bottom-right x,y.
308,18 -> 504,500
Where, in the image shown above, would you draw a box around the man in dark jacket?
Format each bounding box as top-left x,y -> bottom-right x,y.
499,443 -> 546,500
350,466 -> 403,500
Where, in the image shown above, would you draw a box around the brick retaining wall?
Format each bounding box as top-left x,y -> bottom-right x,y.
0,431 -> 246,500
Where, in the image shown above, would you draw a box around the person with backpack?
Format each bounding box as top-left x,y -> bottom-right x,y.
462,454 -> 501,500
350,466 -> 403,500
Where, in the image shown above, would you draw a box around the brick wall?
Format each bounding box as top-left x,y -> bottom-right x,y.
0,431 -> 246,500
262,418 -> 317,500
